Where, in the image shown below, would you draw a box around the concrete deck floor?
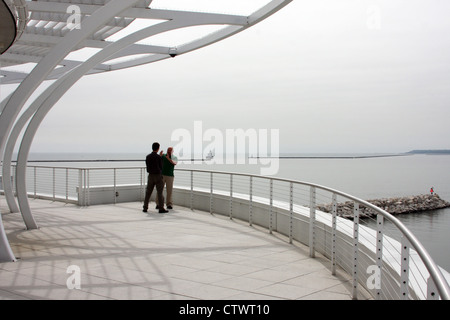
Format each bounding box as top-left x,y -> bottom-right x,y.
0,198 -> 370,300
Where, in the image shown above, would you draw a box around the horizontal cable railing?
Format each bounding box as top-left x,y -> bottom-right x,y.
1,164 -> 449,300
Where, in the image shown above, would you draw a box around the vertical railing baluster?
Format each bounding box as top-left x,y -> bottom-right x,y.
114,168 -> 117,204
229,174 -> 233,219
352,202 -> 360,300
33,166 -> 37,199
65,168 -> 69,202
139,168 -> 142,202
78,169 -> 82,206
289,182 -> 293,244
52,167 -> 56,200
376,214 -> 384,299
83,169 -> 87,206
269,179 -> 273,234
190,171 -> 193,210
86,169 -> 90,206
331,193 -> 337,275
401,236 -> 410,300
309,186 -> 316,258
249,176 -> 253,226
210,172 -> 213,214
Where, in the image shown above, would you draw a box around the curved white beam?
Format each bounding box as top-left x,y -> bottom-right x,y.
2,84 -> 57,214
0,0 -> 143,262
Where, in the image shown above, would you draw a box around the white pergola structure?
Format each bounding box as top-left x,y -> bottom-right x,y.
0,0 -> 292,262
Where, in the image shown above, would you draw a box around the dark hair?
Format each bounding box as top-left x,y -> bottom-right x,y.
152,142 -> 160,151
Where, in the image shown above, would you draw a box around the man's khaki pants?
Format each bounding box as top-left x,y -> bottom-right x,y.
156,175 -> 174,207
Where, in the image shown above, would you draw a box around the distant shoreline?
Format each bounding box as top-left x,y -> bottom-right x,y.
250,154 -> 405,160
18,149 -> 450,163
407,149 -> 450,155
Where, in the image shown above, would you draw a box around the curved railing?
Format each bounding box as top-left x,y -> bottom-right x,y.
4,164 -> 450,300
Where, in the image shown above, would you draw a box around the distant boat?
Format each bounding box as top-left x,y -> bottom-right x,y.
205,150 -> 214,161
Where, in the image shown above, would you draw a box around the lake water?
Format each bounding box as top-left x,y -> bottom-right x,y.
26,152 -> 450,271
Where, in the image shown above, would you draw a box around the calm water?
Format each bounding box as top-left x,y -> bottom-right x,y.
27,153 -> 450,271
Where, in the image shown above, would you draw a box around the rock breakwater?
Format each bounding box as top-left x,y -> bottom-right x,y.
317,194 -> 450,219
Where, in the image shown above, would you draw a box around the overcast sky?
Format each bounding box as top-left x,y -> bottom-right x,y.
2,0 -> 450,156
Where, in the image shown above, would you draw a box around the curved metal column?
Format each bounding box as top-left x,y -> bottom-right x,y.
2,90 -> 52,214
0,0 -> 142,261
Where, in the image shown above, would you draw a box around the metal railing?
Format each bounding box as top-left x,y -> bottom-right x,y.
2,164 -> 449,300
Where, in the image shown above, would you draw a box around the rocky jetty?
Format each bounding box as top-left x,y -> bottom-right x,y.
317,194 -> 450,219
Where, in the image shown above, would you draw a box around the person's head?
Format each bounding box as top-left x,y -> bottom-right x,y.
167,147 -> 173,156
152,142 -> 160,152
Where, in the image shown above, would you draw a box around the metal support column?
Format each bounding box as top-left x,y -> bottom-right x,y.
289,182 -> 293,244
352,202 -> 360,300
309,186 -> 316,258
269,179 -> 273,234
376,214 -> 384,299
401,236 -> 410,300
249,176 -> 253,226
190,171 -> 194,210
210,172 -> 213,214
331,193 -> 337,275
229,174 -> 233,219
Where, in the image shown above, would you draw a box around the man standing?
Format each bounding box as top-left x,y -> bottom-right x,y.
157,147 -> 177,209
143,142 -> 168,213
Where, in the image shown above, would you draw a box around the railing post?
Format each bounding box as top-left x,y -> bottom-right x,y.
86,169 -> 90,206
269,179 -> 273,234
140,168 -> 144,202
113,168 -> 117,204
190,171 -> 193,210
33,166 -> 37,199
210,172 -> 213,214
331,193 -> 337,275
309,186 -> 316,258
376,214 -> 384,299
65,168 -> 69,202
229,174 -> 233,219
78,169 -> 82,206
401,236 -> 410,300
249,176 -> 253,226
84,169 -> 90,206
289,182 -> 293,244
52,167 -> 56,201
352,202 -> 360,300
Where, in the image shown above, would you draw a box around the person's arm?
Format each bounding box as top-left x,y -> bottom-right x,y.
166,154 -> 177,165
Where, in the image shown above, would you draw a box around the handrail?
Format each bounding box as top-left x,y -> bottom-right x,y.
6,164 -> 450,299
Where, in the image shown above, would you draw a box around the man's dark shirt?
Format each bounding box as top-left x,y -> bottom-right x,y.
146,152 -> 163,174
